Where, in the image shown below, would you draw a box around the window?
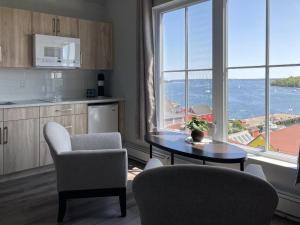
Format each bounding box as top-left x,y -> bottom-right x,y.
157,0 -> 213,132
154,0 -> 299,161
227,0 -> 300,157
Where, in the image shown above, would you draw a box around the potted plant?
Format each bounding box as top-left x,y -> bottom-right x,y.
186,116 -> 208,142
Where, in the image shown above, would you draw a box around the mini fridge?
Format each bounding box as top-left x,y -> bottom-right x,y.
88,103 -> 118,133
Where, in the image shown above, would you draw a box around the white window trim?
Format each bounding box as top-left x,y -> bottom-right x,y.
153,0 -> 299,164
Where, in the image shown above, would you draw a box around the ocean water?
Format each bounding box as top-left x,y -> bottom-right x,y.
164,79 -> 300,119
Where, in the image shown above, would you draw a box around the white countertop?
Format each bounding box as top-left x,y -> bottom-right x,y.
0,97 -> 123,109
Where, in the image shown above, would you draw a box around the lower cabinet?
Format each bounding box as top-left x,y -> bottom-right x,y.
3,119 -> 39,174
0,122 -> 3,175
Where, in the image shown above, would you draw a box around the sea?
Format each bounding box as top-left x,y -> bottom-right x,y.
165,79 -> 300,120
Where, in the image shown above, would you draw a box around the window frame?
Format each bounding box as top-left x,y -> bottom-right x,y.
153,0 -> 299,163
153,0 -> 213,131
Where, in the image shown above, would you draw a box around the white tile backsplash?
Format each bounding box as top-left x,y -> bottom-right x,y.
0,69 -> 98,101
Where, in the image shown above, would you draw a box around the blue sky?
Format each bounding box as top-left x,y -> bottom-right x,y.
162,0 -> 300,80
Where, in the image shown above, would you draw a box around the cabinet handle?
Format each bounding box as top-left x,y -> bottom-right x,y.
56,18 -> 60,34
3,127 -> 8,145
0,45 -> 2,63
80,52 -> 82,65
0,127 -> 1,145
52,18 -> 56,34
64,126 -> 73,129
55,108 -> 73,112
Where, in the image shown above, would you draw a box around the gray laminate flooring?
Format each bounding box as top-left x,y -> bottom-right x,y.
0,160 -> 298,225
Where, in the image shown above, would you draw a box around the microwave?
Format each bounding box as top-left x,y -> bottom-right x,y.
33,34 -> 80,68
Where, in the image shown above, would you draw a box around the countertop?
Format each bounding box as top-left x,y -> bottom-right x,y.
0,97 -> 122,109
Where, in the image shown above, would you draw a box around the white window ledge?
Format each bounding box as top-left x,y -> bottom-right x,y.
247,153 -> 297,169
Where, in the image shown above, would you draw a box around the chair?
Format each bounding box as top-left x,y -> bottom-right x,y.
43,122 -> 128,222
133,164 -> 278,225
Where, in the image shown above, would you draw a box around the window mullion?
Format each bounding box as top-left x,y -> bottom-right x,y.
185,7 -> 189,124
265,0 -> 270,152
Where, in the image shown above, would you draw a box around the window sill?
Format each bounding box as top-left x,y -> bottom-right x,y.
247,153 -> 297,169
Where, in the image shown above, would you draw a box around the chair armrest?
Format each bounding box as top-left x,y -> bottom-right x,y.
245,164 -> 267,181
71,132 -> 122,150
55,149 -> 128,192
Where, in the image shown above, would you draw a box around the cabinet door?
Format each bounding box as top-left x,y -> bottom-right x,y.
0,122 -> 3,175
74,114 -> 88,135
32,12 -> 56,35
79,19 -> 97,69
3,119 -> 39,174
56,16 -> 78,38
96,22 -> 113,70
0,7 -> 32,68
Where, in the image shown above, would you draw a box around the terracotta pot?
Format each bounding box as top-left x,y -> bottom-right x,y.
191,129 -> 204,142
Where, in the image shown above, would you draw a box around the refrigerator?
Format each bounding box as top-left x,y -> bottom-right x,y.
88,103 -> 118,133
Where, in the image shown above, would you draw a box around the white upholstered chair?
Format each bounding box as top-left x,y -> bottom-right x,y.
43,122 -> 128,222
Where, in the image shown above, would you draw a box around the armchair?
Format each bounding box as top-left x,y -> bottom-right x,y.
43,122 -> 128,222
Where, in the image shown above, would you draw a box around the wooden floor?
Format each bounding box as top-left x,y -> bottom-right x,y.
0,160 -> 298,225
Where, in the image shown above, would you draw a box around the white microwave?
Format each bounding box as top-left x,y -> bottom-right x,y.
33,34 -> 80,68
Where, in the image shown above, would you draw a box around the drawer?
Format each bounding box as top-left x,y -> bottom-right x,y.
40,115 -> 75,142
4,107 -> 39,121
74,104 -> 88,114
40,104 -> 75,118
0,109 -> 3,122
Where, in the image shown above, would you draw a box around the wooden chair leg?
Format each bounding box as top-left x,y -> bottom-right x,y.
57,193 -> 67,222
119,188 -> 126,217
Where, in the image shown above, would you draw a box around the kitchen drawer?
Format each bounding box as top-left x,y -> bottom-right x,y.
40,104 -> 75,117
74,104 -> 88,114
40,115 -> 75,142
4,107 -> 39,121
0,109 -> 3,122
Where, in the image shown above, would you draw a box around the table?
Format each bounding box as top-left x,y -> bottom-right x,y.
145,131 -> 247,171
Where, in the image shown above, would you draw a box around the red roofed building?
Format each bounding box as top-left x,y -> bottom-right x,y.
249,125 -> 300,156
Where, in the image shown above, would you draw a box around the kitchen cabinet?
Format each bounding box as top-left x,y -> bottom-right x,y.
32,12 -> 78,38
79,19 -> 97,69
79,20 -> 113,70
0,7 -> 32,68
3,118 -> 39,174
40,104 -> 75,118
0,121 -> 3,175
96,22 -> 113,70
74,114 -> 88,135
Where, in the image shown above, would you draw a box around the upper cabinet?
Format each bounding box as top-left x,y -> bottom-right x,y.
0,7 -> 112,70
79,19 -> 113,70
0,7 -> 32,68
32,12 -> 78,38
79,19 -> 97,70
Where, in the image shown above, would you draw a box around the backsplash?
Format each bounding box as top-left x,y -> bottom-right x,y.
0,69 -> 98,101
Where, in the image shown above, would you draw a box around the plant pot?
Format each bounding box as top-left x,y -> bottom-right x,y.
191,129 -> 204,142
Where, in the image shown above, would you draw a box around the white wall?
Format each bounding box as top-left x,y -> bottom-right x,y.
106,0 -> 139,142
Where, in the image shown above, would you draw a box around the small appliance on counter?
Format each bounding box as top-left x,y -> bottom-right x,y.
86,89 -> 97,98
98,73 -> 105,96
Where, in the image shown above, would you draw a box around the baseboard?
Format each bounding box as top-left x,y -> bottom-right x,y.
0,165 -> 54,183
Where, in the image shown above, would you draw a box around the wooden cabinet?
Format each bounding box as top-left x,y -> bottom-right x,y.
32,12 -> 78,38
32,12 -> 56,36
74,114 -> 88,135
56,16 -> 78,38
0,7 -> 32,68
79,19 -> 97,69
0,122 -> 3,175
40,104 -> 75,118
96,22 -> 113,70
3,119 -> 39,174
79,20 -> 113,70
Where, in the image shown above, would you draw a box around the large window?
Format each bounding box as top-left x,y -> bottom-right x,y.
155,0 -> 300,160
158,0 -> 212,131
227,0 -> 300,157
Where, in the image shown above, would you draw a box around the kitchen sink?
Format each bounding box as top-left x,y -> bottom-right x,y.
0,101 -> 16,105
